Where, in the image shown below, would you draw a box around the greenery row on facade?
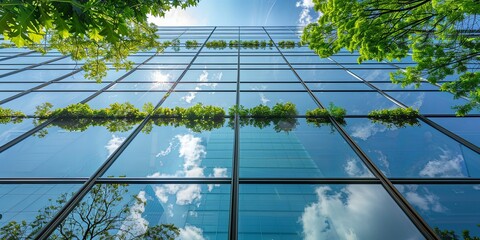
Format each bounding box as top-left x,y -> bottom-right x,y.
0,102 -> 421,132
176,40 -> 298,50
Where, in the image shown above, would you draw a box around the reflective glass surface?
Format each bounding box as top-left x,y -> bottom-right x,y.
239,118 -> 373,178
105,120 -> 233,178
429,117 -> 480,146
0,120 -> 137,177
345,118 -> 480,178
51,184 -> 230,239
0,184 -> 80,237
239,184 -> 423,239
397,184 -> 480,238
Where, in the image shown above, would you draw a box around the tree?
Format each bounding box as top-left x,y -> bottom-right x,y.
0,0 -> 199,82
301,0 -> 480,115
0,184 -> 179,239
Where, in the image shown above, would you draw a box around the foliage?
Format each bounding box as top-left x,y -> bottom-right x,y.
306,103 -> 346,127
228,103 -> 299,132
434,226 -> 480,240
0,184 -> 179,239
368,107 -> 420,128
205,40 -> 227,49
277,40 -> 297,49
185,40 -> 199,49
0,0 -> 199,82
0,106 -> 26,124
301,0 -> 480,115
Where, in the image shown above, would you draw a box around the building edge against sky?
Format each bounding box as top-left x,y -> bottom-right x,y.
0,26 -> 478,239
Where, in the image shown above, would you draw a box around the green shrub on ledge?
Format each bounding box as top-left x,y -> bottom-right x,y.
368,107 -> 420,128
277,40 -> 296,49
0,106 -> 26,124
205,40 -> 227,49
185,40 -> 199,49
306,103 -> 347,127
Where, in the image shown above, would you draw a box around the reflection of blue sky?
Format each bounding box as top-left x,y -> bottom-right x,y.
180,70 -> 220,103
397,184 -> 480,237
347,118 -> 480,178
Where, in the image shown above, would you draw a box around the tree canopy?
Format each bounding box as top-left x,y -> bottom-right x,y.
301,0 -> 480,115
0,0 -> 199,82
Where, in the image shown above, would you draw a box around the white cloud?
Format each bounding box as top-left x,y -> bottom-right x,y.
296,0 -> 316,26
182,70 -> 220,103
150,71 -> 173,90
105,135 -> 126,156
148,8 -> 207,26
213,167 -> 228,177
156,141 -> 175,157
300,185 -> 423,240
401,185 -> 446,213
259,93 -> 270,105
419,148 -> 466,177
178,226 -> 206,240
350,122 -> 387,141
148,134 -> 222,206
344,158 -> 373,177
118,191 -> 149,238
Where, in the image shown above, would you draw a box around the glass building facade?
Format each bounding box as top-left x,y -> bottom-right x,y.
0,26 -> 479,239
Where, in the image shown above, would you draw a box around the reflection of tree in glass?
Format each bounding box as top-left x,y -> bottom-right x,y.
434,225 -> 480,240
0,184 -> 179,239
367,107 -> 420,128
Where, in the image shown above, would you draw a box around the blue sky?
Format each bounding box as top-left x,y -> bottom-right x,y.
149,0 -> 319,26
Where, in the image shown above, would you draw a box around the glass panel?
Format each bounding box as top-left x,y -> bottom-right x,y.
241,56 -> 286,64
162,92 -> 235,111
0,119 -> 137,177
0,91 -> 21,101
240,118 -> 372,178
175,83 -> 236,91
105,120 -> 233,178
314,92 -> 398,115
345,118 -> 480,178
429,117 -> 480,146
1,92 -> 91,115
284,55 -> 333,64
240,92 -> 317,114
388,92 -> 479,115
0,83 -> 41,90
239,184 -> 423,239
397,184 -> 480,238
241,83 -> 305,91
107,82 -> 173,91
121,70 -> 183,82
194,56 -> 237,64
39,82 -> 109,90
182,69 -> 236,82
296,69 -> 358,81
0,70 -> 75,82
0,184 -> 80,238
307,82 -> 372,90
51,184 -> 230,239
87,92 -> 166,109
240,69 -> 297,82
0,118 -> 36,147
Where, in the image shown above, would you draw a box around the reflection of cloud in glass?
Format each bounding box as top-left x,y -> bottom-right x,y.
148,134 -> 223,206
150,71 -> 172,90
178,225 -> 206,240
300,185 -> 422,240
397,185 -> 446,213
344,158 -> 373,177
181,70 -> 221,103
105,135 -> 126,156
350,122 -> 387,141
118,191 -> 149,237
419,148 -> 466,177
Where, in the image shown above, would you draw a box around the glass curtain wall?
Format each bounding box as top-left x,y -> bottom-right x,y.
0,26 -> 478,239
